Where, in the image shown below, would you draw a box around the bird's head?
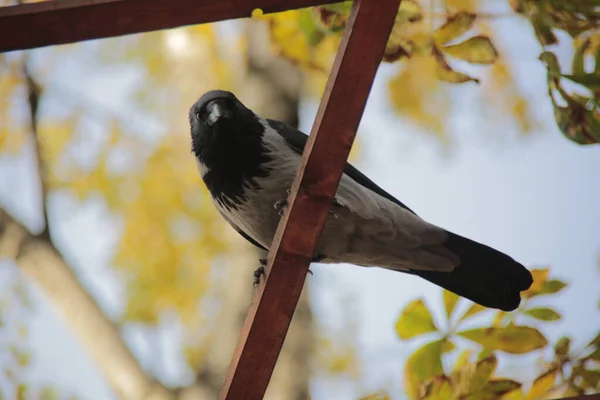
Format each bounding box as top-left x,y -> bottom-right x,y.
189,90 -> 263,161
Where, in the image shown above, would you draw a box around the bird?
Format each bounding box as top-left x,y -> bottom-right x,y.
188,89 -> 533,312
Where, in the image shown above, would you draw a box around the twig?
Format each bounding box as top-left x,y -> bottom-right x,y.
22,55 -> 50,241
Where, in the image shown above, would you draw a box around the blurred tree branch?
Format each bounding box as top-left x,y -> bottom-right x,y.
0,21 -> 314,399
0,208 -> 175,400
22,58 -> 50,240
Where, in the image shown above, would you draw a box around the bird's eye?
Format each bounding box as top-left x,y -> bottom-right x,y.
196,112 -> 203,121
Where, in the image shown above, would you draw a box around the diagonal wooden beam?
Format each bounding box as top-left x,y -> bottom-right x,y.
219,0 -> 401,398
0,0 -> 340,53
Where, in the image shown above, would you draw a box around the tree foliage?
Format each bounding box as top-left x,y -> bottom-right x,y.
1,0 -> 599,398
255,0 -> 600,144
361,268 -> 600,399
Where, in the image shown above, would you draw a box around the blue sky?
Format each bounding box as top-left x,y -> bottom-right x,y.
1,13 -> 599,400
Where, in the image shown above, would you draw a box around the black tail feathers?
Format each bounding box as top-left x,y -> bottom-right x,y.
410,232 -> 533,311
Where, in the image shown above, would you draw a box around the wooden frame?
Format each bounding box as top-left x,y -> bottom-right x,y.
2,1 -> 599,399
0,0 -> 339,52
220,0 -> 401,397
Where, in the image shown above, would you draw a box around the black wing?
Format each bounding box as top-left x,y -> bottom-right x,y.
235,226 -> 268,251
266,119 -> 416,215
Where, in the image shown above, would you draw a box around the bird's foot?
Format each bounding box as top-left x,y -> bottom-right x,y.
256,257 -> 314,280
273,199 -> 288,216
273,189 -> 292,216
253,264 -> 265,286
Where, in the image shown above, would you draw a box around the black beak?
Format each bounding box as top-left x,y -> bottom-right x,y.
206,99 -> 233,126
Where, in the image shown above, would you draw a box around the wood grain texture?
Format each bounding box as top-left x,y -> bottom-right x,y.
219,0 -> 402,398
0,0 -> 339,52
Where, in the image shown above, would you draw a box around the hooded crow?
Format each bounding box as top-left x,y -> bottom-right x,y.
189,90 -> 533,311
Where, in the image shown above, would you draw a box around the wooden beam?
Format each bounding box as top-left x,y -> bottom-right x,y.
219,0 -> 401,398
0,0 -> 340,53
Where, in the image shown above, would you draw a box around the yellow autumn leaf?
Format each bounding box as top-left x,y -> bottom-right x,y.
501,385 -> 524,400
522,268 -> 550,298
554,337 -> 570,358
469,354 -> 497,392
444,0 -> 477,12
360,392 -> 391,400
263,10 -> 315,68
523,307 -> 561,321
443,289 -> 460,318
454,349 -> 473,371
458,326 -> 548,354
441,36 -> 499,64
484,380 -> 522,398
525,368 -> 558,400
433,12 -> 477,46
422,376 -> 454,400
37,116 -> 79,165
388,55 -> 449,138
395,298 -> 438,339
433,48 -> 479,84
404,340 -> 445,400
458,302 -> 488,323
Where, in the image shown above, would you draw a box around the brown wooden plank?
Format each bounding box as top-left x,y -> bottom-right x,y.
219,0 -> 401,398
0,0 -> 340,53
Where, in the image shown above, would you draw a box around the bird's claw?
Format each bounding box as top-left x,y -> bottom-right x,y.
253,265 -> 265,286
273,189 -> 292,216
254,258 -> 313,285
273,199 -> 288,216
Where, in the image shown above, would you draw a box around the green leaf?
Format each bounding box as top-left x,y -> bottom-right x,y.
441,36 -> 498,64
395,299 -> 438,340
537,279 -> 567,296
531,15 -> 557,45
522,268 -> 550,298
540,52 -> 561,77
458,303 -> 488,323
525,368 -> 558,400
572,38 -> 590,76
465,379 -> 522,400
299,8 -> 324,45
587,332 -> 600,347
485,379 -> 522,395
443,289 -> 460,318
17,385 -> 28,400
595,42 -> 600,74
552,95 -> 600,145
572,366 -> 600,389
554,336 -> 571,358
433,12 -> 477,46
587,347 -> 600,362
404,340 -> 445,400
524,307 -> 561,321
458,326 -> 548,354
313,6 -> 347,33
563,73 -> 600,91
